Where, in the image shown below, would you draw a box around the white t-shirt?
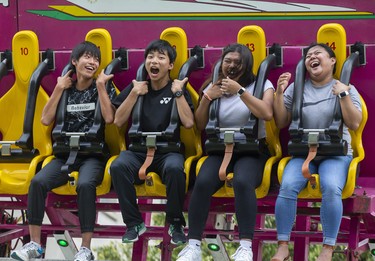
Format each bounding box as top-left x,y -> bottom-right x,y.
205,79 -> 274,140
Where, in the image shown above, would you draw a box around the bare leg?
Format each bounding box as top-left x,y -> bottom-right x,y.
271,241 -> 290,261
81,232 -> 93,249
29,225 -> 42,244
316,244 -> 334,261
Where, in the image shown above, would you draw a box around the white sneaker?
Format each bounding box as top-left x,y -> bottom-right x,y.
231,246 -> 253,261
176,244 -> 202,261
74,247 -> 94,261
10,241 -> 44,261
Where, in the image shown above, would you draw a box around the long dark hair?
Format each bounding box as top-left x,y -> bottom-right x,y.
199,43 -> 255,94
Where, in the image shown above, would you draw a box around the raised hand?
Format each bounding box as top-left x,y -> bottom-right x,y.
56,69 -> 73,90
276,72 -> 292,94
96,69 -> 114,87
131,79 -> 149,96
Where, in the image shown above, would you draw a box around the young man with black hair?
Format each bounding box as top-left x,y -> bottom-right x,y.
11,41 -> 116,261
110,39 -> 194,245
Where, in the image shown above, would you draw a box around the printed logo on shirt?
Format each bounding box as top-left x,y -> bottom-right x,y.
67,103 -> 95,112
160,97 -> 172,104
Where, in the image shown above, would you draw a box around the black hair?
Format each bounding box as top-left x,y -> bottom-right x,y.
144,39 -> 177,63
219,43 -> 256,87
70,41 -> 101,66
304,42 -> 337,74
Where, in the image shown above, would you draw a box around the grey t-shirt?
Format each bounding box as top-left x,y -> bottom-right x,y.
284,78 -> 362,155
206,79 -> 274,140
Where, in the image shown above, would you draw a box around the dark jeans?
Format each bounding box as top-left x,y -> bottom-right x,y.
188,153 -> 268,240
27,157 -> 105,232
110,150 -> 186,227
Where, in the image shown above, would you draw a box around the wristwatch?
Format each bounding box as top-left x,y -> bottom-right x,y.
174,90 -> 183,98
237,87 -> 246,96
338,90 -> 349,99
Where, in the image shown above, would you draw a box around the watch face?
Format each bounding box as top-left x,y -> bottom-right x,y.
175,90 -> 183,97
339,91 -> 349,98
237,87 -> 245,96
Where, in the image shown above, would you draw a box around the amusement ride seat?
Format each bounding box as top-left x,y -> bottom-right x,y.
195,25 -> 282,198
0,30 -> 52,194
106,27 -> 203,197
277,23 -> 368,199
43,28 -> 124,196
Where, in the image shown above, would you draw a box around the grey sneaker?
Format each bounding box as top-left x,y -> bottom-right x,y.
168,224 -> 187,245
122,222 -> 146,243
74,247 -> 94,261
10,241 -> 44,261
231,246 -> 253,261
177,244 -> 202,261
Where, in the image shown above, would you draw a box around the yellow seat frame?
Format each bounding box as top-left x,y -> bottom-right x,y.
0,30 -> 52,195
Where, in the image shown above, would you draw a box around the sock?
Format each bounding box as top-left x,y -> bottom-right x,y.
189,239 -> 201,249
240,240 -> 252,250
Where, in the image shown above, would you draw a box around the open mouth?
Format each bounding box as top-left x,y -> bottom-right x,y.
85,66 -> 95,71
310,61 -> 320,68
150,67 -> 159,74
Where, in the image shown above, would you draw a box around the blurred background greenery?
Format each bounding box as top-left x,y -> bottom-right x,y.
94,213 -> 373,260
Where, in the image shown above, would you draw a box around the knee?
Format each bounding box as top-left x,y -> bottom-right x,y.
193,176 -> 207,192
76,180 -> 96,193
30,175 -> 45,190
164,164 -> 185,181
278,181 -> 300,199
233,173 -> 257,191
321,183 -> 343,197
109,159 -> 123,178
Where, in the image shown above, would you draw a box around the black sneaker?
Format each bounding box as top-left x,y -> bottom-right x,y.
168,224 -> 187,245
122,222 -> 146,243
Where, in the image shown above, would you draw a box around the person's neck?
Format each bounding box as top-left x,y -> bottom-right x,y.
75,76 -> 94,91
151,76 -> 170,90
310,75 -> 334,87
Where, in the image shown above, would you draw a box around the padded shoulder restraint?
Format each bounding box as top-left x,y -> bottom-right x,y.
130,55 -> 199,180
0,58 -> 50,163
205,55 -> 276,180
0,57 -> 9,82
52,58 -> 121,174
288,55 -> 348,157
205,55 -> 276,156
289,52 -> 359,186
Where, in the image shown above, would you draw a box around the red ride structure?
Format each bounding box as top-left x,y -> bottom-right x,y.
0,1 -> 374,260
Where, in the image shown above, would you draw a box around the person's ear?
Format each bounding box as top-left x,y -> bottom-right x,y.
71,59 -> 77,66
169,62 -> 174,71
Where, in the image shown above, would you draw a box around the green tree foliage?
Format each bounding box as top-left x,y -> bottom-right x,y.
94,213 -> 374,260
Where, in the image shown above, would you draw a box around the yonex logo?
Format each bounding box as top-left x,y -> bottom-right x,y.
160,97 -> 172,104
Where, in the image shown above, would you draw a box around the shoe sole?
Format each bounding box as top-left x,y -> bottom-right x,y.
122,226 -> 147,243
10,252 -> 41,261
168,228 -> 186,245
10,253 -> 24,261
73,253 -> 95,261
170,239 -> 186,245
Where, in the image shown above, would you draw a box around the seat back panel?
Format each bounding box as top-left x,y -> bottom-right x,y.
237,25 -> 266,75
